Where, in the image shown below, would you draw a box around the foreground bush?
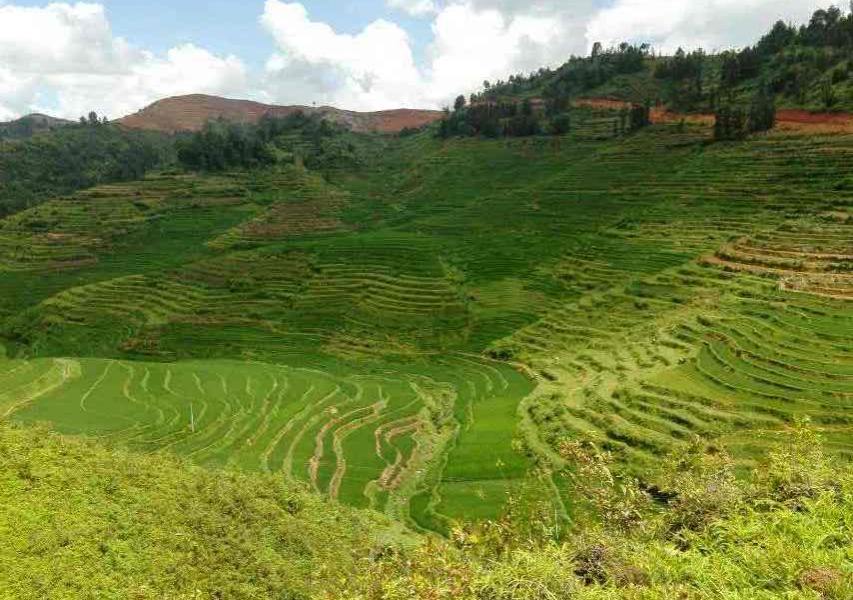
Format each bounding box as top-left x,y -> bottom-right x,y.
337,420 -> 853,600
2,419 -> 852,599
0,423 -> 401,600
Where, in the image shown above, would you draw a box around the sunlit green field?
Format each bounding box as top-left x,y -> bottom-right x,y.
0,351 -> 532,525
2,117 -> 852,529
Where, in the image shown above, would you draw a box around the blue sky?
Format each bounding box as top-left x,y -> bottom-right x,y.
103,0 -> 434,63
9,0 -> 433,62
0,0 -> 828,120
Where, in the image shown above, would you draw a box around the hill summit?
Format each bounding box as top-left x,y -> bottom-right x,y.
117,93 -> 442,134
0,113 -> 74,140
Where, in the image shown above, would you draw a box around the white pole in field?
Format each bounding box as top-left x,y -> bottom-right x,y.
190,402 -> 195,433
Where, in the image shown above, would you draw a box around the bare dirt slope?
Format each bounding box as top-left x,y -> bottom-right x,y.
574,97 -> 853,132
117,94 -> 442,134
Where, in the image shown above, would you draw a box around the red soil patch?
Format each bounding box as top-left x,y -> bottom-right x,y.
118,94 -> 442,135
573,98 -> 632,111
344,108 -> 447,133
577,97 -> 853,132
652,108 -> 715,125
775,109 -> 853,133
776,109 -> 853,125
575,98 -> 713,124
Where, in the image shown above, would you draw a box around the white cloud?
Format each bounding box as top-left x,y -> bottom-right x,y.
0,2 -> 247,120
0,67 -> 37,121
0,2 -> 134,75
0,0 -> 835,120
45,45 -> 247,119
425,3 -> 576,104
260,1 -> 424,110
586,0 -> 826,53
386,0 -> 437,17
468,0 -> 593,18
259,0 -> 588,110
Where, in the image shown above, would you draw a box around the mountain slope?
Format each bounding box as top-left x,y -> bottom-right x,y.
3,115 -> 853,531
0,113 -> 74,141
118,93 -> 442,134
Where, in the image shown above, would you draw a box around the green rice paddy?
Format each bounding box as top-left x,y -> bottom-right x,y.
1,117 -> 852,529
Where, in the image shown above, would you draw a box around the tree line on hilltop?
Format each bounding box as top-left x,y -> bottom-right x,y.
437,92 -> 651,140
436,4 -> 853,142
0,115 -> 170,218
175,112 -> 367,173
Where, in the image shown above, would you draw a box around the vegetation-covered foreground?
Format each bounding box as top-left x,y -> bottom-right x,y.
2,6 -> 853,597
1,419 -> 851,599
0,423 -> 402,600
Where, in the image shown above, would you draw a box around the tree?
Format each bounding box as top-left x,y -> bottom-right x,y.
454,95 -> 467,112
720,51 -> 741,88
619,108 -> 630,135
757,20 -> 796,55
88,111 -> 100,126
714,105 -> 747,141
551,113 -> 571,135
748,86 -> 776,133
692,49 -> 705,96
629,103 -> 651,130
438,108 -> 451,139
591,42 -> 603,59
822,78 -> 836,110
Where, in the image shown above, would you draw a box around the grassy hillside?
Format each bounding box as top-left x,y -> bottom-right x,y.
456,5 -> 853,121
1,113 -> 852,531
3,415 -> 851,600
0,422 -> 402,600
338,420 -> 853,600
2,9 -> 853,596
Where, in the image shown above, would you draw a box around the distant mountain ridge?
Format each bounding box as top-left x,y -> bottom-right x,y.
14,113 -> 74,127
117,94 -> 443,134
0,113 -> 74,140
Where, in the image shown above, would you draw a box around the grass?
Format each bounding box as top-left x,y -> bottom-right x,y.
5,409 -> 853,600
0,352 -> 530,527
1,117 -> 853,530
0,422 -> 404,600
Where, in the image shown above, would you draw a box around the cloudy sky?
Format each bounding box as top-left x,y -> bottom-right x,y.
0,0 -> 826,121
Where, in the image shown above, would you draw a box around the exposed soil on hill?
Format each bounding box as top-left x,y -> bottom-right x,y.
572,98 -> 632,111
776,109 -> 853,125
652,109 -> 715,125
117,94 -> 442,134
575,97 -> 853,132
774,109 -> 853,133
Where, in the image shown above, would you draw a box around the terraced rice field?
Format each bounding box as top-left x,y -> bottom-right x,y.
0,353 -> 531,525
2,117 -> 853,527
500,130 -> 853,475
0,172 -> 255,272
208,166 -> 351,249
